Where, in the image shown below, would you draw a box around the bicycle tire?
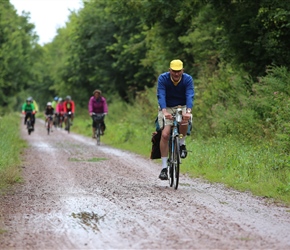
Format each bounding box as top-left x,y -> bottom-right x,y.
59,116 -> 63,128
27,120 -> 32,135
96,124 -> 101,145
168,139 -> 174,187
54,116 -> 58,129
47,122 -> 50,135
66,118 -> 70,133
173,136 -> 180,189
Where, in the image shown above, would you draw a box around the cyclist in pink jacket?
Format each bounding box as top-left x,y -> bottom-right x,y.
88,89 -> 108,138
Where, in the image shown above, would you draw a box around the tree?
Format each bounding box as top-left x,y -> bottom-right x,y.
208,0 -> 290,77
0,0 -> 38,109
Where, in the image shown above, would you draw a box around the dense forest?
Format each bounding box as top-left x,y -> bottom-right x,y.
1,0 -> 290,152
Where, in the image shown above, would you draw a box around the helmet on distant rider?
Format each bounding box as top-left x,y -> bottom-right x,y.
26,97 -> 33,102
58,97 -> 62,102
66,95 -> 71,101
93,89 -> 102,95
54,96 -> 58,101
47,102 -> 52,106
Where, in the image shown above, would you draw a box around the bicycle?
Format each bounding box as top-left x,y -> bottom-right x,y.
58,113 -> 64,129
53,114 -> 59,129
46,115 -> 53,135
64,111 -> 72,133
92,113 -> 105,145
25,111 -> 33,135
167,107 -> 183,190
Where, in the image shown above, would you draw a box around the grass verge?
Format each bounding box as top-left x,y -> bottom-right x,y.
0,113 -> 26,191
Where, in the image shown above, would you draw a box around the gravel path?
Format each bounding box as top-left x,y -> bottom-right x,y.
0,119 -> 289,249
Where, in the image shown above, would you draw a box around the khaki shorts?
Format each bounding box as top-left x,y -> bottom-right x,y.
158,105 -> 187,127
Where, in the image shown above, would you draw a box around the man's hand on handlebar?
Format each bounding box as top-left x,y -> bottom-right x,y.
162,109 -> 173,120
182,112 -> 191,121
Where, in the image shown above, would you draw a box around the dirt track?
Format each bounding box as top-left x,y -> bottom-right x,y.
0,118 -> 290,249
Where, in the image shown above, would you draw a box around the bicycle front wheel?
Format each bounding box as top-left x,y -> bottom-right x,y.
96,124 -> 101,145
54,116 -> 59,128
27,120 -> 32,135
168,139 -> 174,187
66,118 -> 70,133
173,136 -> 180,189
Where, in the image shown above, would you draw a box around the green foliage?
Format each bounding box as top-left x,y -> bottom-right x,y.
0,1 -> 38,108
193,63 -> 253,138
179,4 -> 222,76
0,113 -> 26,190
208,0 -> 290,77
250,66 -> 290,152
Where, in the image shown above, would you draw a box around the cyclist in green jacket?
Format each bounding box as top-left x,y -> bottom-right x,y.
22,97 -> 36,130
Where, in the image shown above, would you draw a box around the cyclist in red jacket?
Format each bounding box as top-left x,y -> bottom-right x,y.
63,95 -> 75,128
55,97 -> 65,128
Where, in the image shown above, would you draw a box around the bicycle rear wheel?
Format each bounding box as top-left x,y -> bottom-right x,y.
173,136 -> 180,189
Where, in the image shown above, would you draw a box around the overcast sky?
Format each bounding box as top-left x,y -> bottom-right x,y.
10,0 -> 83,45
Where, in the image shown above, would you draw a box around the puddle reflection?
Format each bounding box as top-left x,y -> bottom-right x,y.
71,211 -> 105,232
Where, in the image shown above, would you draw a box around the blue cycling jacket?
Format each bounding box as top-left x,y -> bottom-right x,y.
157,72 -> 194,109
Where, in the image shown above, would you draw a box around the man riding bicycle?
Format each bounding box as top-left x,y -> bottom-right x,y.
51,96 -> 58,109
63,95 -> 75,130
88,89 -> 108,138
44,102 -> 55,131
157,59 -> 194,180
55,97 -> 64,127
22,97 -> 36,131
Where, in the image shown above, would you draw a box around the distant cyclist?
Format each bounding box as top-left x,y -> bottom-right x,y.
44,102 -> 55,131
51,96 -> 58,110
55,97 -> 65,128
51,96 -> 58,127
31,97 -> 39,114
88,89 -> 108,138
22,97 -> 36,131
28,96 -> 38,130
63,95 -> 75,129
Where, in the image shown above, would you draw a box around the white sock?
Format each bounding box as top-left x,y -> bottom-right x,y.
179,136 -> 186,146
161,157 -> 168,169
